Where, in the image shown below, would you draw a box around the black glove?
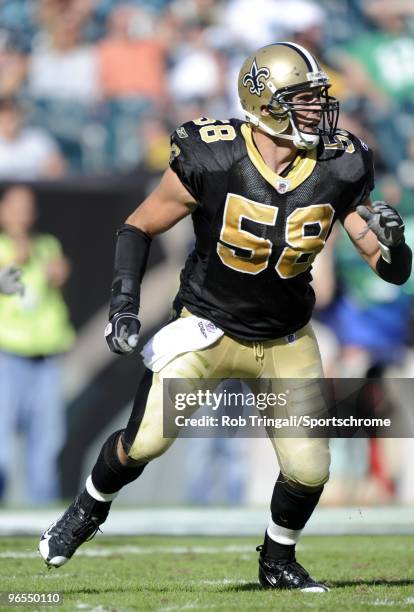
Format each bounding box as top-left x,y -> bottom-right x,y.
357,201 -> 405,247
105,311 -> 141,355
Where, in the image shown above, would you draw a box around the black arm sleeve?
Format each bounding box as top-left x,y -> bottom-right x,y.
376,240 -> 412,285
109,224 -> 152,318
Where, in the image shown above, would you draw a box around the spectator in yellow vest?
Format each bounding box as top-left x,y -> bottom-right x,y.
0,185 -> 75,503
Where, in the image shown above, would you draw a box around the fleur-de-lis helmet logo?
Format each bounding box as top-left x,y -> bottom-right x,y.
242,59 -> 270,96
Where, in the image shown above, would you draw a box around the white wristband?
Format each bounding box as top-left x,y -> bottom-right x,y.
379,242 -> 391,264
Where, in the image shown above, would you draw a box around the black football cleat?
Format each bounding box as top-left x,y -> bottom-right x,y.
39,496 -> 108,567
257,544 -> 329,592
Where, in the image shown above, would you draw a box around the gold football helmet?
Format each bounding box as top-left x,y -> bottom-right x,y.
238,42 -> 339,149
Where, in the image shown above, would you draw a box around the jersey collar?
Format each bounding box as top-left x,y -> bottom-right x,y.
241,123 -> 317,192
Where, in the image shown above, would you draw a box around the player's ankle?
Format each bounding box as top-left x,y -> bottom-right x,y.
78,488 -> 112,519
262,531 -> 295,561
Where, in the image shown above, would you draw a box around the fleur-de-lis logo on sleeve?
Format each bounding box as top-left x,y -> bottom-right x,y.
242,59 -> 270,96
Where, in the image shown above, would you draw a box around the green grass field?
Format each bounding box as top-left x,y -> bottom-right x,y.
1,535 -> 413,611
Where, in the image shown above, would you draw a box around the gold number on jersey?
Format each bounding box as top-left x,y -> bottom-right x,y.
200,125 -> 237,143
193,118 -> 236,143
218,195 -> 334,278
193,118 -> 222,125
336,134 -> 355,153
275,204 -> 335,278
322,133 -> 355,154
217,194 -> 278,274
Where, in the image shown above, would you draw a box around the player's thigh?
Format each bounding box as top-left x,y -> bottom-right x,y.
122,368 -> 170,463
263,328 -> 330,488
267,323 -> 325,379
264,379 -> 330,488
123,322 -> 268,464
123,335 -> 249,463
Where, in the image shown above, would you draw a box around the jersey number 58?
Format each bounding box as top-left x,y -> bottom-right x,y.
217,194 -> 335,279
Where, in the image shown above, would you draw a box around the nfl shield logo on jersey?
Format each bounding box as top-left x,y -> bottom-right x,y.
276,179 -> 290,194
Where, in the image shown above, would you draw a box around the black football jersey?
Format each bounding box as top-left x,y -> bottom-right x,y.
169,118 -> 374,340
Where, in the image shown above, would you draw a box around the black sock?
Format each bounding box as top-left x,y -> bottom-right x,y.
78,488 -> 111,520
271,472 -> 323,530
262,531 -> 295,561
90,429 -> 147,494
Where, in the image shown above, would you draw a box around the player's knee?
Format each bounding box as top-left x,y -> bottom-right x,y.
126,436 -> 170,464
288,467 -> 329,490
284,451 -> 330,490
117,434 -> 138,466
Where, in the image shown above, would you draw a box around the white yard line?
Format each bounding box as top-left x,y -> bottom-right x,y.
0,544 -> 255,560
192,579 -> 249,585
76,605 -> 128,611
2,506 -> 414,536
157,605 -> 223,612
370,599 -> 414,607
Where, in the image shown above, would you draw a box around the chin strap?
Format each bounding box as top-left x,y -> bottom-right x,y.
244,111 -> 319,150
272,129 -> 319,150
282,110 -> 320,150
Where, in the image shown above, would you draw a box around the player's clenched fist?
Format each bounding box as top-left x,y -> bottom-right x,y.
105,312 -> 140,355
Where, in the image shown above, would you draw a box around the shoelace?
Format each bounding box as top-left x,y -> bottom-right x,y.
277,560 -> 309,580
54,504 -> 101,547
73,515 -> 102,542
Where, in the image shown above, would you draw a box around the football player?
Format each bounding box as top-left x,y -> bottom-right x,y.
39,43 -> 411,591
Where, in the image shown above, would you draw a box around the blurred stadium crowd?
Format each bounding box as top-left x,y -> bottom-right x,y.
0,0 -> 414,508
0,0 -> 413,179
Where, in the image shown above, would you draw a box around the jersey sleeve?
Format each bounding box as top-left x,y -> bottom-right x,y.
342,133 -> 375,212
169,122 -> 205,200
169,119 -> 241,203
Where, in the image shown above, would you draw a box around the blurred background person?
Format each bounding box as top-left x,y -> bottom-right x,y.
335,0 -> 414,173
0,29 -> 28,99
96,4 -> 167,103
168,16 -> 228,120
95,3 -> 169,171
0,97 -> 66,180
28,2 -> 98,104
25,1 -> 98,174
0,186 -> 75,504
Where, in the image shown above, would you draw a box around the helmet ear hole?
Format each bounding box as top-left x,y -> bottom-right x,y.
260,105 -> 270,116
